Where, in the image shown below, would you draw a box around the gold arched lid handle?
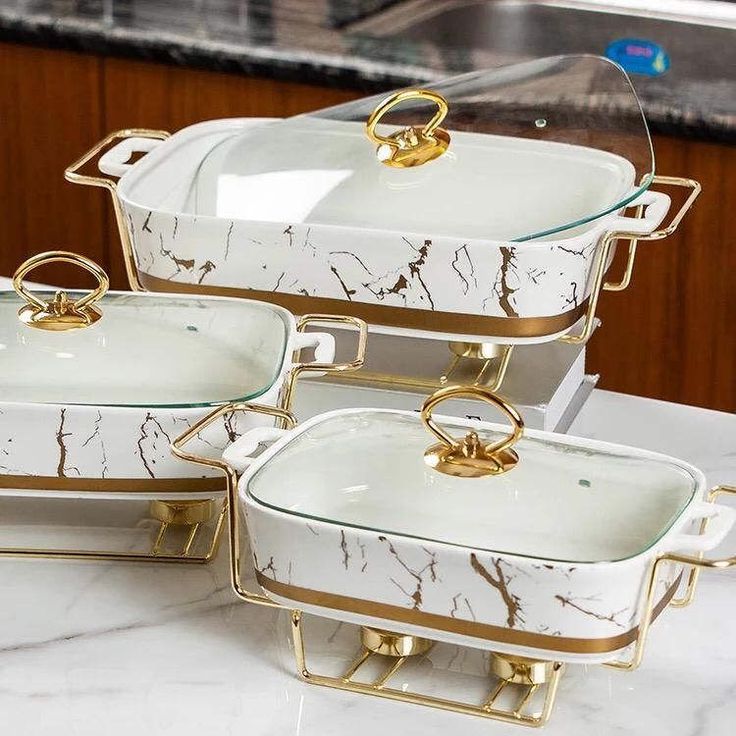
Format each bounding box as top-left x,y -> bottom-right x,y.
13,251 -> 109,331
365,89 -> 451,168
421,385 -> 524,478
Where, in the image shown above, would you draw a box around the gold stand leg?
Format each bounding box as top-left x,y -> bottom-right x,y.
148,499 -> 217,558
291,613 -> 564,727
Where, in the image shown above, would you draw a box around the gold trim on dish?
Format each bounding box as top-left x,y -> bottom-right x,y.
13,251 -> 109,331
257,571 -> 681,655
137,272 -> 589,338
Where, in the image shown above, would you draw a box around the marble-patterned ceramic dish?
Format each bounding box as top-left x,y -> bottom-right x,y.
66,55 -> 698,344
0,251 -> 365,500
218,387 -> 734,665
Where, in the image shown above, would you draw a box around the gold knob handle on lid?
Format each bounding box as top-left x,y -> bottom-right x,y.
13,251 -> 109,331
365,89 -> 451,168
421,385 -> 524,478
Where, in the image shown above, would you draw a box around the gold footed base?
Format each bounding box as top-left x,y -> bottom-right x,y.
490,652 -> 558,686
148,499 -> 221,559
441,342 -> 513,390
292,614 -> 565,728
361,627 -> 434,657
148,499 -> 216,525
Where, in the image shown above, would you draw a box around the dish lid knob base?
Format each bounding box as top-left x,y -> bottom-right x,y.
12,250 -> 109,331
421,385 -> 524,478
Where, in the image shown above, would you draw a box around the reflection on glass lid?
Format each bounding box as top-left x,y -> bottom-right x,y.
247,411 -> 697,564
0,291 -> 289,407
183,55 -> 653,242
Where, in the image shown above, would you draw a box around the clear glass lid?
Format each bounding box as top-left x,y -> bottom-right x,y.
0,291 -> 289,407
184,55 -> 654,242
247,411 -> 698,564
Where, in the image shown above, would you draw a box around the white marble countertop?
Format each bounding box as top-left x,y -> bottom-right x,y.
1,376 -> 735,736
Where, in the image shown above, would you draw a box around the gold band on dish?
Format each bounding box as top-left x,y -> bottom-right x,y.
138,272 -> 588,339
257,571 -> 681,655
0,474 -> 226,494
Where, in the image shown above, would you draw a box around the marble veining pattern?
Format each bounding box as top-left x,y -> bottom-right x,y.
0,399 -> 279,482
245,499 -> 681,659
127,201 -> 603,324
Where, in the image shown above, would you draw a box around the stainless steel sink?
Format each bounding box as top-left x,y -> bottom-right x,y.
349,0 -> 736,130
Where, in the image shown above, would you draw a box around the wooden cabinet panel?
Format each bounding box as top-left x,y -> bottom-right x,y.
0,43 -> 107,287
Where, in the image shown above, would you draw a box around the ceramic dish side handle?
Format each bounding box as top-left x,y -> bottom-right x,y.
171,402 -> 296,475
611,189 -> 671,235
65,129 -> 171,188
280,314 -> 368,412
668,500 -> 736,554
292,330 -> 337,376
607,486 -> 736,672
222,427 -> 291,474
97,137 -> 166,178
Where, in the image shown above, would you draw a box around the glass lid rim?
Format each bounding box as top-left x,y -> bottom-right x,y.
0,287 -> 295,312
119,54 -> 655,244
243,407 -> 701,565
0,288 -> 293,409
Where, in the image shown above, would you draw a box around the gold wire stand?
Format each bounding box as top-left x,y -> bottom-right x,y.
606,485 -> 736,671
0,498 -> 227,564
291,613 -> 564,728
315,341 -> 514,395
560,175 -> 701,345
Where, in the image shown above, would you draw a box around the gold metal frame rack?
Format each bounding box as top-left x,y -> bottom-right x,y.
173,381 -> 735,727
291,614 -> 565,728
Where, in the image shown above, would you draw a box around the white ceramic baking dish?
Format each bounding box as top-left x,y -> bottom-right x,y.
66,55 -> 700,344
182,386 -> 735,665
0,251 -> 366,500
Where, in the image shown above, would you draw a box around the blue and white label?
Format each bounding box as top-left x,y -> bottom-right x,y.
605,38 -> 670,76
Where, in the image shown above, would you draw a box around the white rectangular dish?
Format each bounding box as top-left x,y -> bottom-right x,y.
197,388 -> 734,665
0,251 -> 365,501
67,55 -> 698,343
